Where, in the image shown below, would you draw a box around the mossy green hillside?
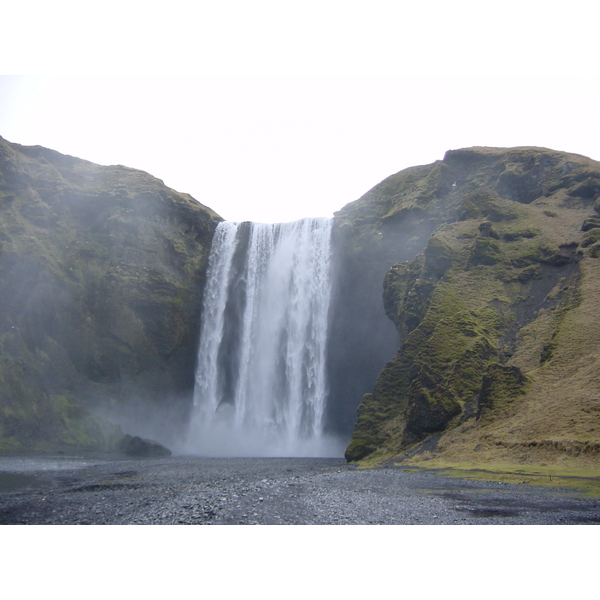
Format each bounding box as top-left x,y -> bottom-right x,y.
344,146 -> 600,467
0,137 -> 221,451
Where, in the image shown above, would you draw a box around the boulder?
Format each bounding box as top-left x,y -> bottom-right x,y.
118,434 -> 172,457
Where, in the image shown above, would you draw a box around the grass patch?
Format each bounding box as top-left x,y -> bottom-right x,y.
394,461 -> 600,498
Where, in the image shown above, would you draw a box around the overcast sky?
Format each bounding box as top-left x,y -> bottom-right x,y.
1,1 -> 598,223
1,0 -> 596,575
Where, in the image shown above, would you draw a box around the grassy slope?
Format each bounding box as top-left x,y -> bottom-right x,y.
341,146 -> 600,489
0,137 -> 221,451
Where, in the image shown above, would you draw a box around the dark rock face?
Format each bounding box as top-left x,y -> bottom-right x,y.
343,146 -> 600,462
118,434 -> 172,457
325,197 -> 434,438
0,137 -> 221,451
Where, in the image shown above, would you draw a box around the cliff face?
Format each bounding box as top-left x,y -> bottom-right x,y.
4,137 -> 599,465
342,147 -> 600,467
0,137 -> 221,451
326,178 -> 435,436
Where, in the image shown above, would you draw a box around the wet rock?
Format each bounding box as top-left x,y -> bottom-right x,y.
118,434 -> 171,457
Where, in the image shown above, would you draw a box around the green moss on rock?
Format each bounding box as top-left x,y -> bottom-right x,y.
582,216 -> 600,231
581,229 -> 600,247
588,243 -> 600,258
476,364 -> 528,421
344,145 -> 600,462
0,137 -> 222,451
470,236 -> 504,265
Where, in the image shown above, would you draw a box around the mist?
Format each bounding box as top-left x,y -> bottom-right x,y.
325,211 -> 437,436
0,137 -> 216,452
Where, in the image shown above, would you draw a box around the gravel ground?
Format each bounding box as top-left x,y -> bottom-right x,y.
0,454 -> 599,525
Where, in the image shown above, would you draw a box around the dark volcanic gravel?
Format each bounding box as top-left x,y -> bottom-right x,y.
0,454 -> 598,525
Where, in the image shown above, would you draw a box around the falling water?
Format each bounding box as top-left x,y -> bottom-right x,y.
186,218 -> 342,457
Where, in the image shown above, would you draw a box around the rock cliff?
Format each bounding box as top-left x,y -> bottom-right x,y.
341,146 -> 600,469
0,137 -> 221,451
4,136 -> 600,469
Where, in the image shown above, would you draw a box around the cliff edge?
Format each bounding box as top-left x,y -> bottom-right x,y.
0,137 -> 221,451
342,146 -> 600,470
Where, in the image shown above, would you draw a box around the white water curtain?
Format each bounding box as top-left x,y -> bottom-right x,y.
186,218 -> 340,457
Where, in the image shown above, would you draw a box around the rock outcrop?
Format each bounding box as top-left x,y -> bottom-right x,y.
0,137 -> 221,451
341,146 -> 600,467
117,434 -> 172,457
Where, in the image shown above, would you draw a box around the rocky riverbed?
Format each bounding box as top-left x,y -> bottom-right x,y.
0,454 -> 598,525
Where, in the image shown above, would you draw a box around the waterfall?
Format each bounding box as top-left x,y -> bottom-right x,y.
186,218 -> 342,457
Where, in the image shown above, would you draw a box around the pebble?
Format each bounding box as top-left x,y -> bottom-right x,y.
0,456 -> 598,525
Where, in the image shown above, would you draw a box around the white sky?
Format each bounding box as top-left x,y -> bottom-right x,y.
1,0 -> 597,570
1,1 -> 599,223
